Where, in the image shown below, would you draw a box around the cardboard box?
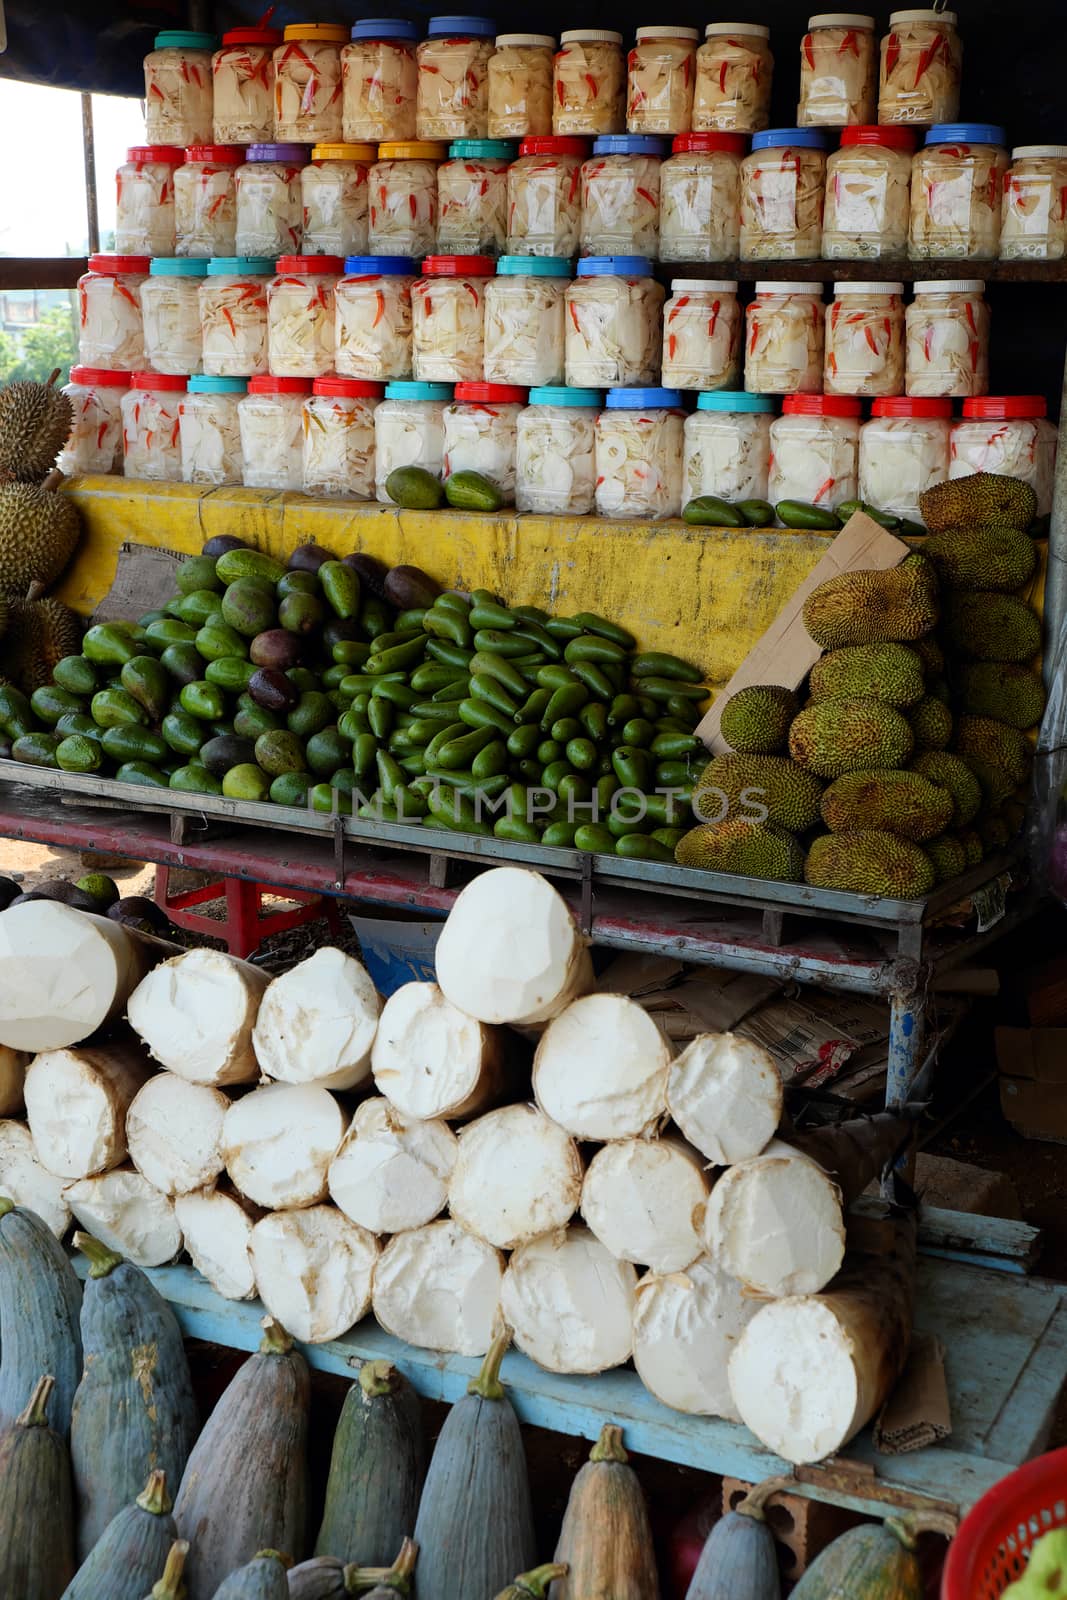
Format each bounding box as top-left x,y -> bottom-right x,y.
997,1026 -> 1067,1143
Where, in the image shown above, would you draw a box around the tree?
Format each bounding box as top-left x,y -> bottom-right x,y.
0,332 -> 17,383
8,306 -> 79,387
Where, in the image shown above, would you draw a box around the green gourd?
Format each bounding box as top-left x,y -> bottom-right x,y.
140,1540 -> 189,1600
62,1469 -> 177,1600
497,1566 -> 570,1600
71,1233 -> 198,1561
790,1514 -> 955,1600
209,1549 -> 290,1599
0,1376 -> 75,1599
550,1426 -> 660,1600
0,1196 -> 82,1439
684,1478 -> 788,1600
314,1360 -> 425,1565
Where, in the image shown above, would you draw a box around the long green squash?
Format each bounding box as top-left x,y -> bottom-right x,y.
209,1549 -> 290,1599
0,1375 -> 76,1599
62,1468 -> 178,1600
141,1540 -> 189,1600
0,1196 -> 82,1438
315,1360 -> 425,1565
71,1232 -> 198,1560
413,1325 -> 536,1600
791,1514 -> 956,1600
549,1425 -> 660,1600
684,1477 -> 788,1600
174,1317 -> 309,1600
496,1565 -> 569,1600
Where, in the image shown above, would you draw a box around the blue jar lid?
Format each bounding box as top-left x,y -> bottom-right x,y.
150,257 -> 209,276
207,257 -> 277,275
576,256 -> 653,276
606,387 -> 683,408
427,15 -> 496,37
925,123 -> 1007,147
592,135 -> 669,157
384,381 -> 454,399
187,376 -> 249,393
496,255 -> 571,277
351,18 -> 420,41
529,386 -> 603,406
750,127 -> 829,151
246,143 -> 311,162
696,390 -> 775,413
448,139 -> 518,159
154,30 -> 215,49
344,254 -> 417,275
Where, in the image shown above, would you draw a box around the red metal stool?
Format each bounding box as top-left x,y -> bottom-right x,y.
155,868 -> 343,958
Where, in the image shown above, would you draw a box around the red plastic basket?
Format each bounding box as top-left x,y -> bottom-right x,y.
942,1448 -> 1067,1598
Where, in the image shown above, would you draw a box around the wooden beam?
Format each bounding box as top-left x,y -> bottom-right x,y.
0,259 -> 86,292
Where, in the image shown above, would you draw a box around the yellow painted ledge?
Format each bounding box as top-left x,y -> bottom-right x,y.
61,477 -> 837,687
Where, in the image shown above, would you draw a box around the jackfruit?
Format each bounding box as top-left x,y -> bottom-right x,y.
955,715 -> 1033,786
919,472 -> 1037,535
0,596 -> 85,694
0,483 -> 81,595
802,561 -> 940,650
943,592 -> 1041,663
908,695 -> 953,750
955,828 -> 983,866
925,835 -> 967,883
0,378 -> 74,485
808,642 -> 925,708
675,819 -> 805,882
911,751 -> 982,827
913,635 -> 945,676
820,769 -> 953,842
693,752 -> 823,832
719,684 -> 799,754
956,662 -> 1046,729
789,699 -> 914,779
922,527 -> 1038,593
805,830 -> 936,899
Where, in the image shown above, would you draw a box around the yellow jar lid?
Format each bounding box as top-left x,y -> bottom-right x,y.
283,23 -> 348,43
378,141 -> 449,160
313,143 -> 379,161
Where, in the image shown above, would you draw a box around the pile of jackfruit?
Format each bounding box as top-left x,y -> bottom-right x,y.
677,472 -> 1044,900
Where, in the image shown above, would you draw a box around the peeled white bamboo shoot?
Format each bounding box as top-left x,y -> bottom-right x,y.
126,1074 -> 229,1196
448,1103 -> 583,1250
581,1137 -> 708,1273
0,1048 -> 28,1116
500,1224 -> 637,1375
702,1141 -> 846,1297
667,1033 -> 783,1166
533,993 -> 671,1140
434,867 -> 593,1025
371,982 -> 508,1120
372,1218 -> 503,1356
250,1206 -> 378,1344
222,1083 -> 348,1210
0,1120 -> 71,1237
328,1097 -> 456,1234
174,1187 -> 260,1301
64,1166 -> 182,1267
127,947 -> 268,1085
25,1037 -> 154,1180
252,947 -> 380,1090
0,903 -> 152,1052
632,1256 -> 760,1419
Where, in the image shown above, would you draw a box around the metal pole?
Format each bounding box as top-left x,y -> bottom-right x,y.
81,94 -> 100,256
1043,340 -> 1067,686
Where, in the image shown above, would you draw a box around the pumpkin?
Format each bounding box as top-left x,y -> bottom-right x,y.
790,1514 -> 955,1599
210,1549 -> 290,1599
289,1537 -> 417,1599
0,1195 -> 82,1439
62,1468 -> 177,1600
0,1375 -> 76,1599
550,1425 -> 659,1600
496,1565 -> 570,1599
142,1540 -> 189,1600
174,1317 -> 309,1600
315,1360 -> 425,1567
685,1477 -> 788,1599
286,1558 -> 353,1599
413,1324 -> 536,1600
71,1232 -> 198,1560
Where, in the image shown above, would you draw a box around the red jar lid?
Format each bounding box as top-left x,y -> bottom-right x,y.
87,254 -> 151,274
69,366 -> 133,386
221,25 -> 283,45
672,131 -> 747,156
184,145 -> 244,164
839,125 -> 917,150
275,255 -> 345,274
519,135 -> 590,157
962,395 -> 1047,419
248,375 -> 314,394
422,255 -> 495,276
130,371 -> 188,391
313,376 -> 385,398
126,145 -> 184,165
871,397 -> 953,418
782,393 -> 862,417
454,382 -> 528,403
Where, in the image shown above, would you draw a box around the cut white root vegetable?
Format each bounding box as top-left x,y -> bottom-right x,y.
0,903 -> 152,1052
533,993 -> 672,1140
328,1097 -> 456,1234
434,867 -> 593,1025
64,1166 -> 182,1267
448,1103 -> 583,1251
702,1140 -> 845,1297
127,947 -> 268,1085
24,1037 -> 154,1180
632,1255 -> 761,1419
126,1074 -> 229,1196
667,1033 -> 783,1166
174,1187 -> 261,1301
372,1218 -> 503,1357
500,1225 -> 638,1374
581,1136 -> 708,1273
371,983 -> 509,1121
222,1083 -> 348,1210
0,1120 -> 71,1237
250,1206 -> 378,1344
0,1048 -> 28,1117
252,947 -> 381,1090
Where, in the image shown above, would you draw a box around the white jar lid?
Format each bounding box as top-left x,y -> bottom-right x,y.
705,21 -> 771,37
496,33 -> 556,47
808,13 -> 875,27
671,278 -> 739,291
636,26 -> 700,40
560,29 -> 623,43
755,279 -> 823,294
889,8 -> 956,22
1012,144 -> 1067,161
913,278 -> 985,294
834,280 -> 904,294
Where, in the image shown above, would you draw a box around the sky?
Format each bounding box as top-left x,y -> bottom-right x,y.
0,80 -> 145,256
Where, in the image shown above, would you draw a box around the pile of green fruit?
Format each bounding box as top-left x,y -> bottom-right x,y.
682,495 -> 929,533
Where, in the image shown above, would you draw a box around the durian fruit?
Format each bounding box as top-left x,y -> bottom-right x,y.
0,375 -> 73,485
0,482 -> 81,595
0,597 -> 84,694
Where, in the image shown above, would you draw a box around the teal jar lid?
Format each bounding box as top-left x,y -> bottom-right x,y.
696,390 -> 775,412
448,139 -> 517,159
153,30 -> 215,49
528,386 -> 602,406
384,381 -> 453,400
187,376 -> 249,393
497,255 -> 571,277
150,257 -> 209,276
207,257 -> 277,275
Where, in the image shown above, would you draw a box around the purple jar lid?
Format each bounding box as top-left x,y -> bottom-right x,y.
246,143 -> 311,163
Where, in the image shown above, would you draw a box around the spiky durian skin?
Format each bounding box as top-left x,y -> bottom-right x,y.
788,699 -> 914,779
0,380 -> 74,484
675,820 -> 805,882
718,685 -> 799,754
918,472 -> 1036,535
0,483 -> 81,595
804,831 -> 936,899
802,563 -> 939,650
